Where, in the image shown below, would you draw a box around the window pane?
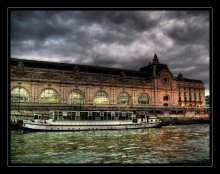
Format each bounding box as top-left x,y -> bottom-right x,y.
40,89 -> 58,103
118,92 -> 130,105
139,94 -> 149,105
94,91 -> 109,105
69,90 -> 84,104
11,87 -> 29,102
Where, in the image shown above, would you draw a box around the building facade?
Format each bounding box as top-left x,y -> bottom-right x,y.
10,54 -> 206,114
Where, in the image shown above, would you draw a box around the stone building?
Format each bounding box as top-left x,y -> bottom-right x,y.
10,54 -> 206,114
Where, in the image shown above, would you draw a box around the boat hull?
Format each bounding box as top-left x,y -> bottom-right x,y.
22,121 -> 162,132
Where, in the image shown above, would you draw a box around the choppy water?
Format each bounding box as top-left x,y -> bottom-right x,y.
10,124 -> 210,165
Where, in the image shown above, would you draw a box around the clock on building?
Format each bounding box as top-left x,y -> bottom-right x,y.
161,75 -> 169,84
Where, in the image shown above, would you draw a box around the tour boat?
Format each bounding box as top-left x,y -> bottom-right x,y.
22,110 -> 162,131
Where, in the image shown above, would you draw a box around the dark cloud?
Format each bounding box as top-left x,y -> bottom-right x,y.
10,10 -> 210,95
163,11 -> 209,46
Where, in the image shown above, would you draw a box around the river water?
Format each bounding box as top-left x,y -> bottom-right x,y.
10,124 -> 210,165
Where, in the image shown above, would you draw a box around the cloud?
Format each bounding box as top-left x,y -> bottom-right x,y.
10,10 -> 210,95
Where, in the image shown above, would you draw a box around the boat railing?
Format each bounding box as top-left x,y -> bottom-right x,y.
47,120 -> 132,125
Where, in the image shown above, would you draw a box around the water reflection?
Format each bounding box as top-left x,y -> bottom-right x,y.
10,124 -> 209,164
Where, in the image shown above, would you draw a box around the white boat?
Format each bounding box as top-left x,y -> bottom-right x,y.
22,110 -> 162,131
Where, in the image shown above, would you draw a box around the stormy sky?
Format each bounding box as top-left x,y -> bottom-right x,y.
10,10 -> 210,95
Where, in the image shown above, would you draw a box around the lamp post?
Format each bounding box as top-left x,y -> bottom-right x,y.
18,82 -> 21,113
80,94 -> 81,111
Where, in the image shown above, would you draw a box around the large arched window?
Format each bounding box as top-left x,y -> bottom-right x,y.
11,87 -> 29,103
68,90 -> 84,104
94,91 -> 109,105
118,92 -> 130,105
39,88 -> 59,103
138,94 -> 150,104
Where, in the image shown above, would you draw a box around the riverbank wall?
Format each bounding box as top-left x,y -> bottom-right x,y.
159,116 -> 209,126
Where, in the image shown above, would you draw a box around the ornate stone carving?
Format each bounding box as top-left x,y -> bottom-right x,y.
58,72 -> 66,81
142,79 -> 145,88
120,71 -> 126,81
73,65 -> 81,81
43,70 -> 56,80
17,81 -> 22,86
132,79 -> 137,87
86,76 -> 93,85
73,65 -> 80,74
120,71 -> 126,87
31,70 -> 38,79
99,74 -> 104,82
15,61 -> 26,78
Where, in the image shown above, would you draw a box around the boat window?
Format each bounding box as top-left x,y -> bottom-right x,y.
100,112 -> 104,116
70,112 -> 76,120
95,115 -> 101,120
63,112 -> 71,120
80,112 -> 86,120
57,115 -> 64,120
39,88 -> 59,103
64,112 -> 72,120
88,115 -> 92,120
54,112 -> 59,116
11,87 -> 29,103
138,94 -> 150,105
68,90 -> 84,104
118,92 -> 130,105
75,116 -> 80,120
94,91 -> 109,105
49,112 -> 53,119
111,112 -> 115,116
127,112 -> 132,117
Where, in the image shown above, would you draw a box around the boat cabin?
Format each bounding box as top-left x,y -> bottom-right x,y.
148,116 -> 161,123
49,111 -> 135,121
34,114 -> 49,123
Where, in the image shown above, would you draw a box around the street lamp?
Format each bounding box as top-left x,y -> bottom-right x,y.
18,82 -> 21,113
79,93 -> 81,111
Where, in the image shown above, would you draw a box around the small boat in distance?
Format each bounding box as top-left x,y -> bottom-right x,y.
22,110 -> 162,131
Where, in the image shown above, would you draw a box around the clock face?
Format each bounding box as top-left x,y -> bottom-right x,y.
161,75 -> 169,84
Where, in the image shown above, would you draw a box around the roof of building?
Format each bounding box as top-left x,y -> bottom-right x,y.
177,77 -> 203,83
139,53 -> 173,77
11,55 -> 203,83
139,63 -> 169,77
11,58 -> 148,78
176,73 -> 203,83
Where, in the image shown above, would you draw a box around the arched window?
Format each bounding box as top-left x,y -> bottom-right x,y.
94,91 -> 109,105
39,88 -> 59,103
163,95 -> 169,101
11,87 -> 29,103
138,94 -> 150,104
69,90 -> 84,104
118,92 -> 130,105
